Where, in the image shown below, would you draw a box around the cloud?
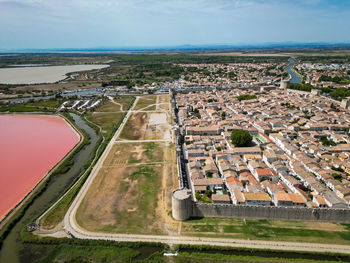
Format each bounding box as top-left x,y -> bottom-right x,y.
0,0 -> 349,49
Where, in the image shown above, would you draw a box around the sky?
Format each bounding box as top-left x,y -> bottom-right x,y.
0,0 -> 350,50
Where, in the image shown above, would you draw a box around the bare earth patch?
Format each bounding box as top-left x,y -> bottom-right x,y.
75,142 -> 177,235
120,112 -> 171,140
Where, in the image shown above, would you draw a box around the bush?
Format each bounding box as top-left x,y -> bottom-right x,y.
231,129 -> 252,147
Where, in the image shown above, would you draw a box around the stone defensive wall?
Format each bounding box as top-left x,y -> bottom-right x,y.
192,203 -> 350,223
172,189 -> 350,223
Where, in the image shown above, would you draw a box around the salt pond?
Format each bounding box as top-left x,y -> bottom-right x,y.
0,114 -> 80,220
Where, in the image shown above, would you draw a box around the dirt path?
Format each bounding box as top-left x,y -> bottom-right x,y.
108,96 -> 124,112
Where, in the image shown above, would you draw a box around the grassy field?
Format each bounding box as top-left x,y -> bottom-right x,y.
87,112 -> 124,134
180,217 -> 350,245
24,99 -> 62,108
96,96 -> 135,112
134,95 -> 157,110
76,142 -> 170,234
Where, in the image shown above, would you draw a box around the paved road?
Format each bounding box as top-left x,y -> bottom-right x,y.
64,223 -> 350,254
115,139 -> 171,143
63,95 -> 350,254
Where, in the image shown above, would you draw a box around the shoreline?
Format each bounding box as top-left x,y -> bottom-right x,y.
0,113 -> 84,230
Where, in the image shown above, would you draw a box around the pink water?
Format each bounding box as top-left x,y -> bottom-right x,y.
0,114 -> 80,220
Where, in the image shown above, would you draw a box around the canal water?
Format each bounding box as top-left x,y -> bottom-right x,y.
285,57 -> 301,84
0,113 -> 99,263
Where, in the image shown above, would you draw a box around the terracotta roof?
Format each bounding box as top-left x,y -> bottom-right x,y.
193,178 -> 223,186
274,192 -> 292,202
212,194 -> 231,202
243,192 -> 271,202
289,193 -> 306,204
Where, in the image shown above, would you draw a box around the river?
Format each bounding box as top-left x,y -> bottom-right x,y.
0,113 -> 99,263
285,57 -> 301,84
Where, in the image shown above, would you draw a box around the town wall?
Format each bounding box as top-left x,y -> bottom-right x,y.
191,202 -> 350,223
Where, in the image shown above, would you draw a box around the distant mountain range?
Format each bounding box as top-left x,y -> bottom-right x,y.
1,42 -> 350,53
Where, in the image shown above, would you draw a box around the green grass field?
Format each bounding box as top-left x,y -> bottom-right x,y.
96,96 -> 135,112
181,218 -> 350,245
87,112 -> 124,134
134,95 -> 157,110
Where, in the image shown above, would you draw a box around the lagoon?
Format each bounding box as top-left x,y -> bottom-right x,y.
0,64 -> 109,84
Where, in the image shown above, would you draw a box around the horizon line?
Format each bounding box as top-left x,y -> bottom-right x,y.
1,42 -> 350,53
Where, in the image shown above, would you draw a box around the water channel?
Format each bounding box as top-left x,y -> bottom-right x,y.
0,113 -> 99,263
285,57 -> 301,84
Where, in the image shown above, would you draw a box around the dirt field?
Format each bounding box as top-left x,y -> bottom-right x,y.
75,142 -> 178,234
119,112 -> 171,140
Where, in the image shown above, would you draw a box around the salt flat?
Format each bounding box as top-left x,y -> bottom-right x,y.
0,64 -> 109,84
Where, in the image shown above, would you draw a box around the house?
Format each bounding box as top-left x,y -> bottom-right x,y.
254,168 -> 275,181
231,188 -> 245,205
313,194 -> 328,208
289,193 -> 306,207
193,178 -> 224,190
225,176 -> 244,191
239,171 -> 252,185
273,192 -> 293,206
186,126 -> 221,136
243,192 -> 271,206
212,194 -> 231,204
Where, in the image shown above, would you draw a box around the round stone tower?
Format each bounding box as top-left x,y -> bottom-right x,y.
172,189 -> 192,221
280,79 -> 289,89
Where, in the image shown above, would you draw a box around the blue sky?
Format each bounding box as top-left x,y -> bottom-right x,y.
0,0 -> 349,49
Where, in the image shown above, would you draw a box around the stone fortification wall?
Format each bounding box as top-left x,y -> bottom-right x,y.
192,203 -> 350,223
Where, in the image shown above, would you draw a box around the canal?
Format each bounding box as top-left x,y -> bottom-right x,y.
0,113 -> 99,263
285,57 -> 301,84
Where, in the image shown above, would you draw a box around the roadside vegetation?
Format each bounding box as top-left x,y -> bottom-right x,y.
174,244 -> 350,263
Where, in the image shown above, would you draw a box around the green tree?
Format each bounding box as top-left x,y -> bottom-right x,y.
231,129 -> 252,147
221,112 -> 226,120
236,94 -> 257,101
